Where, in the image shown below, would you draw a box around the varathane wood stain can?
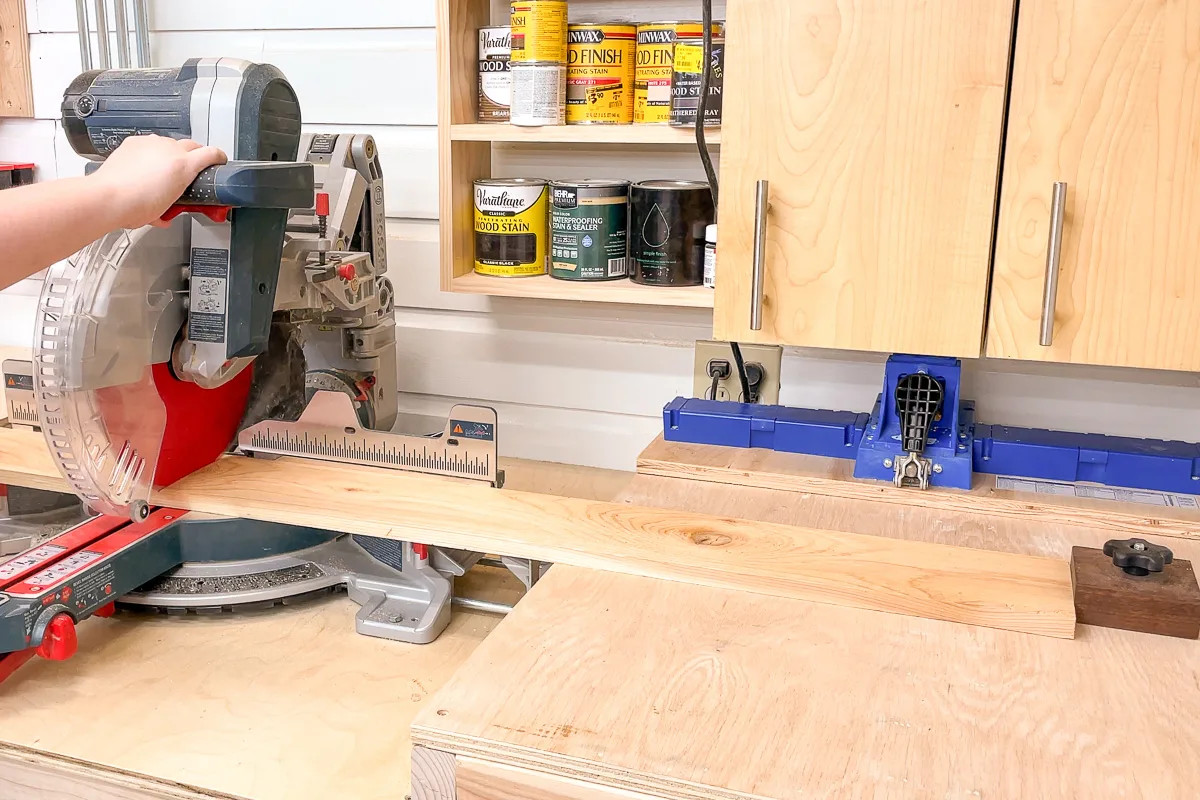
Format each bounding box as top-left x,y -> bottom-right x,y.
478,27 -> 512,123
550,180 -> 631,281
510,0 -> 568,64
634,21 -> 724,124
566,24 -> 636,125
474,179 -> 549,277
510,62 -> 567,126
630,180 -> 715,286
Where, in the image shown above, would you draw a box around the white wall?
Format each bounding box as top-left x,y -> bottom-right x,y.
2,0 -> 1198,471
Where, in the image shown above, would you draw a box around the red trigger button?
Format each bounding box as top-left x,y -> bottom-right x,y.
337,263 -> 357,281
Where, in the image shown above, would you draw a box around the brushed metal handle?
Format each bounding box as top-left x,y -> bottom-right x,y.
750,180 -> 770,331
1039,182 -> 1068,347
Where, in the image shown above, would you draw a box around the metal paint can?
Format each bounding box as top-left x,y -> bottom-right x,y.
634,21 -> 723,124
566,24 -> 636,125
510,0 -> 568,64
478,27 -> 512,123
670,34 -> 724,128
510,62 -> 567,126
550,180 -> 630,281
474,178 -> 549,277
630,180 -> 715,286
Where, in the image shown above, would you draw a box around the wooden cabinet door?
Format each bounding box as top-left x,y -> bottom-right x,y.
713,0 -> 1015,357
987,0 -> 1200,371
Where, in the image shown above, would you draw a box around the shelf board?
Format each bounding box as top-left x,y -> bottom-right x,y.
450,123 -> 721,146
451,273 -> 715,309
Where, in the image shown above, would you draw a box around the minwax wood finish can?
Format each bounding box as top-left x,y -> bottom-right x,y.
566,24 -> 636,125
634,21 -> 724,124
510,0 -> 568,64
474,179 -> 549,277
550,180 -> 630,281
630,180 -> 715,286
478,27 -> 512,123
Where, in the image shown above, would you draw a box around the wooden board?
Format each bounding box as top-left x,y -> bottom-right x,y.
450,273 -> 715,309
987,0 -> 1200,371
413,563 -> 1200,800
713,0 -> 1013,356
1072,546 -> 1200,639
638,435 -> 1200,541
0,0 -> 32,118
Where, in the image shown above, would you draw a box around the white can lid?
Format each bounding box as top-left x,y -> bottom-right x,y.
705,224 -> 718,243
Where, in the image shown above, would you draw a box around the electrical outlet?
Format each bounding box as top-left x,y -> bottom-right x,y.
692,341 -> 783,405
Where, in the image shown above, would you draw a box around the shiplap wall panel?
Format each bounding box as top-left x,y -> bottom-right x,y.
2,0 -> 1200,473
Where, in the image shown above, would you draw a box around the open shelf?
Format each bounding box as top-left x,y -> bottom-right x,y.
451,123 -> 721,146
451,273 -> 715,308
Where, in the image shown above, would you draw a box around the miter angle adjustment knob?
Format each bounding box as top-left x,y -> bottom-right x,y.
1104,538 -> 1174,576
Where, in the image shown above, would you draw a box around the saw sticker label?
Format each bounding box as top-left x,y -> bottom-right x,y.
188,247 -> 230,344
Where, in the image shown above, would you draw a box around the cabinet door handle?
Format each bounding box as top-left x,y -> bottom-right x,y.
750,180 -> 770,331
1039,182 -> 1068,347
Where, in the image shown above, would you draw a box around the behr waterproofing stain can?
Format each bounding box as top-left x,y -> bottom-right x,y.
474,178 -> 549,277
630,180 -> 715,286
550,180 -> 630,281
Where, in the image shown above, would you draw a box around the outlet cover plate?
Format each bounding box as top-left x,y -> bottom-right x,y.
692,340 -> 783,405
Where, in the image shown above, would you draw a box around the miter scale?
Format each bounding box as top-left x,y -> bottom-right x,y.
239,394 -> 504,487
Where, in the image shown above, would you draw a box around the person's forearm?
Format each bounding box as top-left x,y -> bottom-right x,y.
0,176 -> 129,291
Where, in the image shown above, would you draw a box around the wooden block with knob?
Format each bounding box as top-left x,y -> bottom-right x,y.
1072,539 -> 1200,639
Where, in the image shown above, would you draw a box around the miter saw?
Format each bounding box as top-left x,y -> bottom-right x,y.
0,59 -> 516,683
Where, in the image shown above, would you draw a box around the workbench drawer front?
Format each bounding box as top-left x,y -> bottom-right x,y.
987,0 -> 1200,371
713,0 -> 1015,357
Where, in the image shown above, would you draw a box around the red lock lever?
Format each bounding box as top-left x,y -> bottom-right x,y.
160,205 -> 231,224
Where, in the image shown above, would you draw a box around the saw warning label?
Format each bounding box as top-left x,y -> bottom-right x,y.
188,247 -> 230,343
449,420 -> 495,441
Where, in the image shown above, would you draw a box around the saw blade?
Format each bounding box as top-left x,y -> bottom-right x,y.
238,393 -> 503,486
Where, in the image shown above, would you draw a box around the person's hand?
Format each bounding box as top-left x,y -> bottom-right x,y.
91,135 -> 227,229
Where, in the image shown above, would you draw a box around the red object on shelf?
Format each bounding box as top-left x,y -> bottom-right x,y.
160,204 -> 231,224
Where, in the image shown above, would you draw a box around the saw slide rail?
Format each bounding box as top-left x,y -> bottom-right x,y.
0,508 -> 186,683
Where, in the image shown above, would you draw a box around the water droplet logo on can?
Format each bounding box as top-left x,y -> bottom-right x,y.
642,203 -> 671,249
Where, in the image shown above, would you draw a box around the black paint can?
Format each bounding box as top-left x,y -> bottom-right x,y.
630,180 -> 715,286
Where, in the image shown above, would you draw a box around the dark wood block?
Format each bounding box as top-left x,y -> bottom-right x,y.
1072,546 -> 1200,639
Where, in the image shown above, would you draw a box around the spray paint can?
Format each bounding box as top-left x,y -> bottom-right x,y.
630,180 -> 715,286
478,27 -> 512,123
550,180 -> 630,281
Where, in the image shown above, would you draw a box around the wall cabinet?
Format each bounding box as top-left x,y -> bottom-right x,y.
713,0 -> 1016,357
987,0 -> 1200,372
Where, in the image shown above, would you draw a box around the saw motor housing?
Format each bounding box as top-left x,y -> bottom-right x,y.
36,58 -> 397,518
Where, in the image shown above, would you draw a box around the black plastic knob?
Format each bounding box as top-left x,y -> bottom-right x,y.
1103,538 -> 1173,577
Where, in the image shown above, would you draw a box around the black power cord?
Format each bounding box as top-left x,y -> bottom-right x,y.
696,0 -> 754,405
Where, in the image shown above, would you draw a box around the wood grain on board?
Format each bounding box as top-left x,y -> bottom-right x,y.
638,435 -> 1200,541
413,563 -> 1200,800
988,0 -> 1200,371
0,425 -> 1077,638
0,0 -> 33,118
714,0 -> 1013,356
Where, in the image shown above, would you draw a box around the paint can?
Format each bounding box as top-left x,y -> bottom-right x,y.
474,178 -> 549,278
550,180 -> 630,281
566,24 -> 636,125
669,33 -> 724,128
510,62 -> 567,126
510,0 -> 568,64
630,180 -> 715,286
478,27 -> 512,123
634,21 -> 723,124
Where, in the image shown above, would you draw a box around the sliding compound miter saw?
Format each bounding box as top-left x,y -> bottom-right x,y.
0,59 -> 516,682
